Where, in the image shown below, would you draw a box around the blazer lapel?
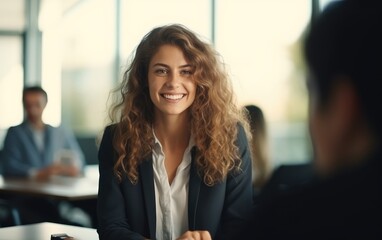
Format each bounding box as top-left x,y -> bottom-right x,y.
43,125 -> 52,164
139,157 -> 156,239
188,147 -> 201,230
22,122 -> 43,161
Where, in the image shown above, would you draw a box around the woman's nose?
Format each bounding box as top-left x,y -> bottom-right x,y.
165,73 -> 180,89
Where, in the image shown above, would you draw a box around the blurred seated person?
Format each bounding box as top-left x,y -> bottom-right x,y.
244,105 -> 270,196
2,86 -> 84,180
241,0 -> 382,239
246,105 -> 316,203
1,86 -> 87,225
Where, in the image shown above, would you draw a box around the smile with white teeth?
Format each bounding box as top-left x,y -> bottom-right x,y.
162,94 -> 185,100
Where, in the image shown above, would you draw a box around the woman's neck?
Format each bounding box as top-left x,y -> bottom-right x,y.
154,113 -> 191,151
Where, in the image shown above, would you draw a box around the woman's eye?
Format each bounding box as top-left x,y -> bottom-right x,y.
180,70 -> 193,76
155,69 -> 168,75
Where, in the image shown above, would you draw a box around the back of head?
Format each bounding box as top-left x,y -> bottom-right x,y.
244,105 -> 269,188
304,0 -> 382,141
245,105 -> 266,136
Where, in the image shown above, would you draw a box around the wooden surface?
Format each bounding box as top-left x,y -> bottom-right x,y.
0,165 -> 99,201
0,222 -> 98,240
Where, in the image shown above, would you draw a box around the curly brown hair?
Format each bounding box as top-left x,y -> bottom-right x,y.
109,24 -> 249,185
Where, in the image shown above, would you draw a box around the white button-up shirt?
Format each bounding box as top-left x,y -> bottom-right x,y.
152,132 -> 195,240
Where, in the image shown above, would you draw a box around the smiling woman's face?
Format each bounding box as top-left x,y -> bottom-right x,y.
148,44 -> 197,119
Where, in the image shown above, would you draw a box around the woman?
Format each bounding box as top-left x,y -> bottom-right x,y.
97,24 -> 253,240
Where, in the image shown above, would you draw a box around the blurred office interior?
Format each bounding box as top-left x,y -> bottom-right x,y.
0,0 -> 335,168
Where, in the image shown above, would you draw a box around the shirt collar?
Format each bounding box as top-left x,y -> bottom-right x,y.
152,129 -> 195,155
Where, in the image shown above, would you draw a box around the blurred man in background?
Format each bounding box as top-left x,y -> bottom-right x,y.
1,86 -> 85,225
2,86 -> 84,179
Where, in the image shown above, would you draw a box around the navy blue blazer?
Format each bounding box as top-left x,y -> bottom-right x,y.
97,125 -> 253,240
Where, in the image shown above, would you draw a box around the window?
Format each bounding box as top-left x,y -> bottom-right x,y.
120,0 -> 212,62
42,0 -> 117,135
0,0 -> 25,147
0,36 -> 24,130
215,0 -> 312,166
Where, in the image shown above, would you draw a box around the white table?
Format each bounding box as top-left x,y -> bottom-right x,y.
0,165 -> 99,201
0,222 -> 98,240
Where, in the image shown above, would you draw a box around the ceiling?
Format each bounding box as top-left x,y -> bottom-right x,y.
0,0 -> 82,32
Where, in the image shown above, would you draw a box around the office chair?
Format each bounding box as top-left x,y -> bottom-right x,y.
254,162 -> 317,204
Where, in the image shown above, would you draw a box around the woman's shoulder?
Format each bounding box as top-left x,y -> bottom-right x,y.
99,124 -> 118,148
103,124 -> 118,136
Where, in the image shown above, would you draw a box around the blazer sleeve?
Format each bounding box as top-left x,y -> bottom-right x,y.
97,126 -> 146,240
217,124 -> 254,239
2,127 -> 32,177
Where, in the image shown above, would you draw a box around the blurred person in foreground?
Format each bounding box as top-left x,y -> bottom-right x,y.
2,86 -> 84,180
241,0 -> 382,239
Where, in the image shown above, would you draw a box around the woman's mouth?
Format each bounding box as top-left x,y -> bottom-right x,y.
161,94 -> 185,101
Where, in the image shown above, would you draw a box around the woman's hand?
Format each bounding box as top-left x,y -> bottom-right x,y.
177,231 -> 211,240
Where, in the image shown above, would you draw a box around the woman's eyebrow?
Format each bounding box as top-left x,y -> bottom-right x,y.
179,64 -> 193,68
151,63 -> 192,68
152,63 -> 169,68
